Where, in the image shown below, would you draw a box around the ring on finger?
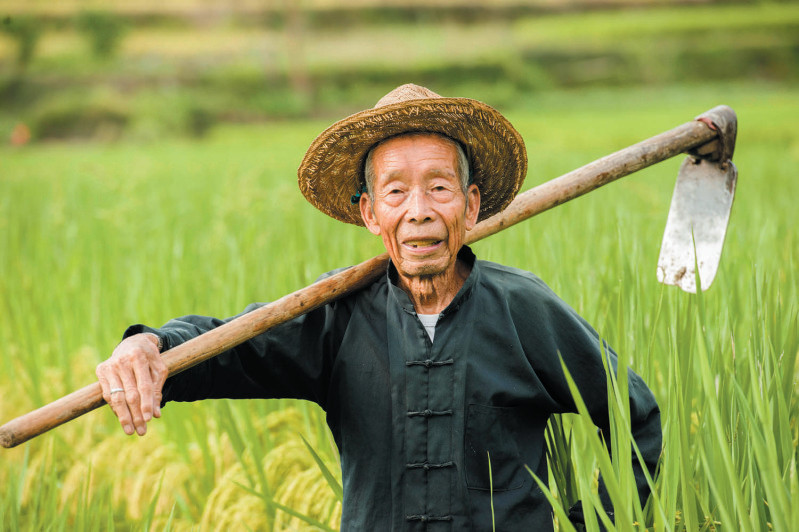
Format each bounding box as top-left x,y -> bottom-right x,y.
110,387 -> 124,395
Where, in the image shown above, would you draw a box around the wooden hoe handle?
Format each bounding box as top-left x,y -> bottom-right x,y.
0,110 -> 726,449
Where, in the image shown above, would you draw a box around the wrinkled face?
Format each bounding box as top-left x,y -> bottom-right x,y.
360,134 -> 480,279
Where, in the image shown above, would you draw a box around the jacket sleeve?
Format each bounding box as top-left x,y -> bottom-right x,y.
514,279 -> 662,518
123,299 -> 350,410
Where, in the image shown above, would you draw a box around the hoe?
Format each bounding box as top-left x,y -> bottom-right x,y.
0,105 -> 738,449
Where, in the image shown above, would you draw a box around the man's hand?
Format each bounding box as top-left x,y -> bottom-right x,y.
96,333 -> 168,436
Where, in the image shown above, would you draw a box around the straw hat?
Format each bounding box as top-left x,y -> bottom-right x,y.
298,83 -> 527,226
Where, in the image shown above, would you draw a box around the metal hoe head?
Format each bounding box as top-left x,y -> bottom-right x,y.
657,106 -> 738,293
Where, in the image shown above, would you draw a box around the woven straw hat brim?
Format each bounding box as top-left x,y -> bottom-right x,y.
298,97 -> 527,226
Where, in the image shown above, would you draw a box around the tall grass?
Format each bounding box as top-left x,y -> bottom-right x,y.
1,81 -> 797,529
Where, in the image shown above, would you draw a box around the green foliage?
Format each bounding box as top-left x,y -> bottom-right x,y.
184,105 -> 215,138
545,414 -> 579,511
30,96 -> 129,141
75,11 -> 127,60
530,284 -> 799,530
0,15 -> 41,68
488,451 -> 496,531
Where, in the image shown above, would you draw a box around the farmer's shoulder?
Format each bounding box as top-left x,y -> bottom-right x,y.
477,260 -> 567,313
314,265 -> 390,305
477,260 -> 594,345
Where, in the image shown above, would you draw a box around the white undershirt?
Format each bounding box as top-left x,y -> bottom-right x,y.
417,313 -> 439,342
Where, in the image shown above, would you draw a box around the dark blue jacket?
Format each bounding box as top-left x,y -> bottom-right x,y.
127,247 -> 661,530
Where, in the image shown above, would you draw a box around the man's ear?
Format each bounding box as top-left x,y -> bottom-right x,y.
464,184 -> 481,231
360,194 -> 381,235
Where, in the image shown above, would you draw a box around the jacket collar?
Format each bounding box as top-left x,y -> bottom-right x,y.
386,245 -> 479,316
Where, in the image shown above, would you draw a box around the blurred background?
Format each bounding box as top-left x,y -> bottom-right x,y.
1,0 -> 797,144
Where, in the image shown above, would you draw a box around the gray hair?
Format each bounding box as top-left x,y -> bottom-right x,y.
363,132 -> 471,198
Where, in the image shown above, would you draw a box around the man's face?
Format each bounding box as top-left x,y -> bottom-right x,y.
360,134 -> 480,280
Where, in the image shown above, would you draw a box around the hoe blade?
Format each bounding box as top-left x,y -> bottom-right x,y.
657,156 -> 737,293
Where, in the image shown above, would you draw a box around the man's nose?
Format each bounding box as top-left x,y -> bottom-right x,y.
406,188 -> 434,222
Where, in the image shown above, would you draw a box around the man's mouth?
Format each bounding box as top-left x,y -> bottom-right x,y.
404,239 -> 443,249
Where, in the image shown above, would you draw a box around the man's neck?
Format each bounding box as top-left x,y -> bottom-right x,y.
398,258 -> 472,314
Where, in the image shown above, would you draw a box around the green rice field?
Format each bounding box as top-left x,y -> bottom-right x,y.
1,80 -> 798,530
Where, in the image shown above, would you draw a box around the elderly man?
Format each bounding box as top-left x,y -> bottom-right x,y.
97,84 -> 661,530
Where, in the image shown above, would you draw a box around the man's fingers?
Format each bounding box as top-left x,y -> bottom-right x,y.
97,363 -> 135,435
119,369 -> 147,436
106,376 -> 137,436
144,342 -> 168,419
132,356 -> 155,423
96,369 -> 112,403
151,366 -> 164,419
97,333 -> 167,436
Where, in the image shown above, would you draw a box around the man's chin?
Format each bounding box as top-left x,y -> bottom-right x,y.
396,258 -> 451,279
